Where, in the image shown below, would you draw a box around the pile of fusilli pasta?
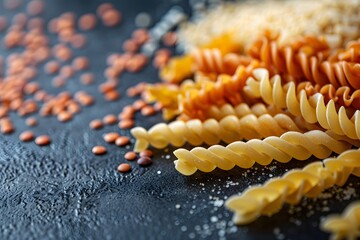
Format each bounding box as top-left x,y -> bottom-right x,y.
131,0 -> 360,238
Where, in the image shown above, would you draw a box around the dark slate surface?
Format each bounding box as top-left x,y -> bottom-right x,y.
0,0 -> 359,239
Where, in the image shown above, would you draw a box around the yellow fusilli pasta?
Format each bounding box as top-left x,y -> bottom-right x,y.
131,113 -> 307,152
321,201 -> 360,240
225,148 -> 360,225
244,68 -> 360,139
203,102 -> 283,121
173,130 -> 359,175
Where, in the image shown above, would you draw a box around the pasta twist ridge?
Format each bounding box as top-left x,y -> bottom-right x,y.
131,113 -> 305,152
244,68 -> 360,140
247,35 -> 330,83
321,201 -> 360,240
225,149 -> 360,225
248,35 -> 360,90
179,58 -> 266,120
191,48 -> 252,75
298,81 -> 360,109
173,130 -> 359,175
203,102 -> 283,120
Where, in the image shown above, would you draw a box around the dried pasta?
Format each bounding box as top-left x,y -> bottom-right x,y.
299,81 -> 360,109
131,113 -> 308,152
247,35 -> 330,83
173,130 -> 359,175
179,63 -> 262,120
203,102 -> 283,121
191,48 -> 252,76
244,68 -> 360,140
225,148 -> 360,225
321,201 -> 360,240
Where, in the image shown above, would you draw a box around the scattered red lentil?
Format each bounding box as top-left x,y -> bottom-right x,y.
118,119 -> 134,129
140,149 -> 153,157
0,118 -> 14,134
26,0 -> 44,16
132,28 -> 149,45
132,99 -> 147,110
19,130 -> 34,142
35,135 -> 51,146
123,39 -> 139,53
97,3 -> 114,17
137,156 -> 152,166
89,119 -> 103,130
124,151 -> 137,161
102,9 -> 122,27
92,145 -> 107,155
103,132 -> 120,143
115,136 -> 130,146
78,13 -> 97,31
44,61 -> 60,75
72,56 -> 89,71
57,111 -> 72,122
70,33 -> 87,48
60,65 -> 74,79
141,105 -> 156,116
162,31 -> 177,46
117,163 -> 131,173
103,114 -> 117,125
80,73 -> 94,85
104,90 -> 120,101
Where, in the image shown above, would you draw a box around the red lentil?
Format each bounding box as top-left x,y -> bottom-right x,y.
103,132 -> 120,143
78,13 -> 97,31
92,145 -> 107,155
103,114 -> 117,125
118,119 -> 134,129
141,105 -> 156,116
137,156 -> 152,166
80,73 -> 94,85
19,131 -> 34,142
117,163 -> 131,173
124,151 -> 137,161
115,136 -> 130,146
89,119 -> 103,130
35,135 -> 51,146
140,149 -> 153,158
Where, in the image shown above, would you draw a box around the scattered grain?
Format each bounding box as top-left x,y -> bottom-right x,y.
57,111 -> 72,122
115,136 -> 130,146
89,119 -> 103,130
80,73 -> 94,85
103,132 -> 120,143
19,130 -> 34,142
35,135 -> 51,146
103,114 -> 117,125
79,13 -> 97,31
92,145 -> 107,155
141,105 -> 156,116
117,163 -> 131,173
118,119 -> 134,129
137,156 -> 152,166
140,149 -> 153,157
124,151 -> 137,161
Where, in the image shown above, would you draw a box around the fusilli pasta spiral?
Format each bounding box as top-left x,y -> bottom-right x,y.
173,130 -> 359,175
225,148 -> 360,225
321,201 -> 360,240
131,113 -> 307,152
191,48 -> 252,76
244,68 -> 360,140
180,63 -> 262,120
299,81 -> 360,109
203,102 -> 283,120
248,35 -> 360,90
